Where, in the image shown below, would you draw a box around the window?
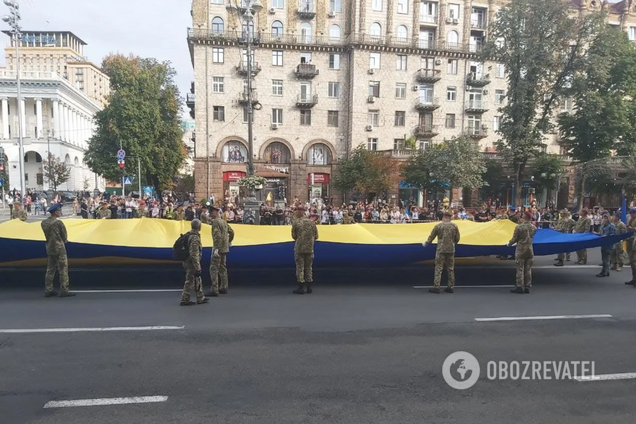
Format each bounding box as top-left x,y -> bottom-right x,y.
370,22 -> 382,39
367,138 -> 378,151
368,110 -> 380,127
327,111 -> 339,127
395,83 -> 406,99
272,50 -> 283,66
447,59 -> 458,74
329,25 -> 341,40
328,82 -> 340,98
369,81 -> 380,97
396,55 -> 407,70
301,22 -> 312,43
272,21 -> 283,36
394,111 -> 405,126
397,0 -> 408,14
272,79 -> 283,96
449,3 -> 460,18
212,17 -> 224,33
397,25 -> 408,42
272,108 -> 283,124
212,77 -> 224,93
211,0 -> 224,4
467,115 -> 481,134
264,142 -> 291,163
420,1 -> 437,22
212,47 -> 224,63
630,27 -> 636,41
447,30 -> 459,48
329,53 -> 340,69
419,140 -> 430,150
419,83 -> 434,103
222,141 -> 247,163
446,87 -> 456,101
493,116 -> 501,132
300,52 -> 312,63
370,52 -> 381,69
213,106 -> 225,122
394,139 -> 404,150
272,0 -> 284,8
496,64 -> 505,78
329,0 -> 341,13
445,113 -> 456,128
300,110 -> 312,126
372,0 -> 382,11
495,89 -> 505,105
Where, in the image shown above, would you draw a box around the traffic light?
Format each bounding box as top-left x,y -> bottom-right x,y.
119,162 -> 125,170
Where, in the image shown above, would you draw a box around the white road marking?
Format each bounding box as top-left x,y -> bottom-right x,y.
0,326 -> 184,334
475,314 -> 612,322
413,285 -> 515,289
534,265 -> 598,269
575,373 -> 636,382
44,396 -> 168,408
73,289 -> 182,293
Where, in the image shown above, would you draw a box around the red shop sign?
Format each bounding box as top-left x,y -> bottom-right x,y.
223,171 -> 246,182
307,173 -> 330,184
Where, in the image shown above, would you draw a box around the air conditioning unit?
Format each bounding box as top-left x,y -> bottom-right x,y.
269,7 -> 275,13
368,68 -> 375,74
483,89 -> 489,95
328,10 -> 336,17
435,59 -> 442,65
367,96 -> 375,103
446,17 -> 453,24
481,124 -> 489,129
452,18 -> 459,24
271,123 -> 280,129
412,85 -> 419,91
365,125 -> 373,131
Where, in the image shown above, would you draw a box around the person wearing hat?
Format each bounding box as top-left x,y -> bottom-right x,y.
553,209 -> 575,267
11,201 -> 27,221
135,202 -> 149,218
209,205 -> 234,296
611,213 -> 627,271
507,211 -> 536,294
41,203 -> 74,297
199,204 -> 211,225
625,208 -> 636,285
97,201 -> 112,219
173,204 -> 185,221
596,213 -> 616,277
423,210 -> 461,294
574,209 -> 592,265
291,204 -> 319,294
179,219 -> 209,306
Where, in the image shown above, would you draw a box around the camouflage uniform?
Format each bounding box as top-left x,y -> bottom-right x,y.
210,216 -> 234,294
508,221 -> 536,289
627,215 -> 636,282
174,210 -> 185,221
11,208 -> 27,221
574,216 -> 592,264
555,216 -> 575,263
181,229 -> 205,303
41,216 -> 70,295
135,208 -> 148,218
425,221 -> 461,289
292,216 -> 319,286
612,220 -> 627,270
342,213 -> 354,224
199,212 -> 211,225
97,207 -> 112,219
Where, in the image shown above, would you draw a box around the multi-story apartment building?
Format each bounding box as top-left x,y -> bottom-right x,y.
188,0 -> 636,206
0,31 -> 110,192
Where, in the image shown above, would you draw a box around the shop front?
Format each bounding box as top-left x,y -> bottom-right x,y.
256,166 -> 290,206
399,180 -> 423,207
308,172 -> 330,202
223,171 -> 246,202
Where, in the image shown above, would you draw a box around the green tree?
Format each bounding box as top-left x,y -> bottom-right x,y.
43,153 -> 71,192
530,153 -> 564,192
480,159 -> 505,200
333,144 -> 400,199
485,0 -> 604,205
85,54 -> 186,192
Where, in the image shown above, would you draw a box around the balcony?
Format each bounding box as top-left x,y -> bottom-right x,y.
414,124 -> 439,138
377,149 -> 419,159
470,18 -> 488,30
419,14 -> 438,25
298,1 -> 316,19
236,61 -> 261,76
465,100 -> 488,113
415,97 -> 441,111
296,94 -> 318,107
238,91 -> 259,104
186,93 -> 195,108
466,72 -> 491,86
294,63 -> 319,78
468,127 -> 489,139
416,69 -> 441,83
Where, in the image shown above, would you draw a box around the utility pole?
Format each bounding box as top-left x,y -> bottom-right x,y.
137,156 -> 141,199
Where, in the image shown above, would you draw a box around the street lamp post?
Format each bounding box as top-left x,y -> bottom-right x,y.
2,0 -> 25,206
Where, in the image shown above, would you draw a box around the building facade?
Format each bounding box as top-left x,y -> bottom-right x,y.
0,31 -> 110,193
187,0 -> 636,205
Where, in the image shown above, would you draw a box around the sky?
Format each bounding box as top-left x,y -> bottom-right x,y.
0,0 -> 194,119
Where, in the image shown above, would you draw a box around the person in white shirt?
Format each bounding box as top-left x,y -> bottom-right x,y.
321,209 -> 329,225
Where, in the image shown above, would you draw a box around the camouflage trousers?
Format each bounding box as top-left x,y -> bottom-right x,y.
611,245 -> 624,268
209,253 -> 228,294
575,249 -> 587,264
515,257 -> 533,289
45,254 -> 69,294
182,263 -> 205,302
433,252 -> 455,289
557,252 -> 571,262
295,253 -> 314,283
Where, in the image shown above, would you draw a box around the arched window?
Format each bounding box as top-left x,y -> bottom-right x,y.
329,24 -> 341,40
74,157 -> 79,166
222,141 -> 247,163
212,17 -> 224,33
397,25 -> 408,42
64,154 -> 71,164
272,20 -> 283,36
307,143 -> 332,165
264,142 -> 291,164
300,22 -> 312,43
447,30 -> 459,48
370,22 -> 382,39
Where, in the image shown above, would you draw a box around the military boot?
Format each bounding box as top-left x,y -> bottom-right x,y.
44,291 -> 58,298
59,292 -> 76,298
610,265 -> 617,271
554,261 -> 564,267
510,288 -> 524,294
293,284 -> 305,295
624,280 -> 635,286
428,287 -> 440,294
305,283 -> 313,294
219,289 -> 228,295
180,300 -> 196,306
524,288 -> 530,294
444,287 -> 454,293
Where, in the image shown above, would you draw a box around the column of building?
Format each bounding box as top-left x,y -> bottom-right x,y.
52,99 -> 59,140
35,98 -> 43,139
2,98 -> 8,139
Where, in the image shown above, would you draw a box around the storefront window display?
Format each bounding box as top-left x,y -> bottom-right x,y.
264,142 -> 291,164
307,143 -> 332,165
222,141 -> 247,163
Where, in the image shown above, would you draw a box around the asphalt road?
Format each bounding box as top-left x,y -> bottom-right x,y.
1,250 -> 636,424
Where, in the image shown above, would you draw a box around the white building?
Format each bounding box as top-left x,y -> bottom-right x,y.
0,31 -> 109,193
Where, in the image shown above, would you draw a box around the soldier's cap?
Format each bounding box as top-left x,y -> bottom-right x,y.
443,211 -> 453,217
509,206 -> 516,211
523,211 -> 533,219
630,208 -> 636,214
47,203 -> 61,214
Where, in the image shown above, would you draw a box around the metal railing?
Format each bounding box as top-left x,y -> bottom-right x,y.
298,0 -> 316,16
466,100 -> 488,110
296,94 -> 318,105
414,124 -> 439,136
416,97 -> 440,109
237,61 -> 261,74
470,19 -> 488,30
416,69 -> 441,81
295,63 -> 319,77
468,127 -> 488,137
419,14 -> 438,24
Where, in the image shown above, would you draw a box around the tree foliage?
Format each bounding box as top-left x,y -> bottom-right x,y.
333,144 -> 401,198
530,153 -> 565,191
43,153 -> 71,192
480,160 -> 506,200
485,0 -> 604,203
85,54 -> 186,192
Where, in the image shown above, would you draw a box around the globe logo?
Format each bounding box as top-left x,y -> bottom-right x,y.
442,351 -> 481,390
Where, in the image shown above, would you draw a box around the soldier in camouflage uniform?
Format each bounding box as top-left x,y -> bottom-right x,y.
97,202 -> 112,219
342,211 -> 354,224
41,203 -> 74,297
574,209 -> 592,264
508,211 -> 536,294
625,209 -> 636,286
11,201 -> 27,221
180,219 -> 208,306
173,205 -> 185,221
611,213 -> 627,271
199,205 -> 211,224
554,209 -> 575,267
135,203 -> 148,218
424,210 -> 461,294
291,205 -> 319,294
209,206 -> 234,296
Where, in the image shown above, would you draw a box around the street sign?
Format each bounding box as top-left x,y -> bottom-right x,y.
117,149 -> 126,160
123,177 -> 133,186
